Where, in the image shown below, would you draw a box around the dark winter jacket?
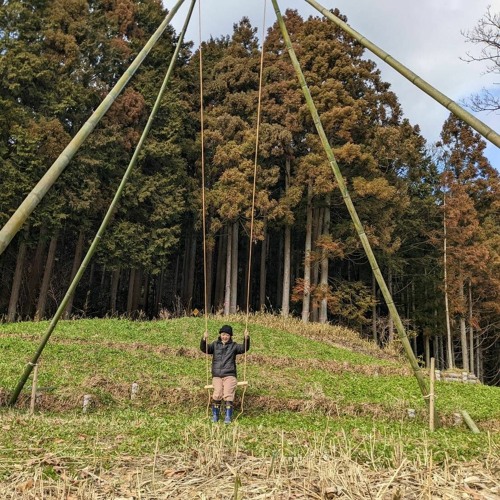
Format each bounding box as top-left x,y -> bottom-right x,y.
200,336 -> 250,378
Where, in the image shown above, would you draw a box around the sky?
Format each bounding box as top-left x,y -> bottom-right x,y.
167,0 -> 500,168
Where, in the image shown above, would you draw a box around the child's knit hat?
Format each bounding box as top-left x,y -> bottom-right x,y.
219,325 -> 233,336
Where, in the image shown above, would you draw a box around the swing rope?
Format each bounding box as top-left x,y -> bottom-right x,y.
199,0 -> 267,421
235,0 -> 268,421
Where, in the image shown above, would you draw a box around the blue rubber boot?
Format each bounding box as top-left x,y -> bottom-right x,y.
224,401 -> 233,424
211,401 -> 221,422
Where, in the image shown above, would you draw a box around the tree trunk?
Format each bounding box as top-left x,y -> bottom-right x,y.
214,228 -> 227,312
155,267 -> 165,316
443,197 -> 454,369
411,280 -> 417,355
281,157 -> 292,317
173,253 -> 180,299
302,181 -> 313,323
184,233 -> 197,312
276,228 -> 284,309
224,223 -> 232,316
468,280 -> 474,375
319,195 -> 330,324
372,274 -> 378,344
99,264 -> 107,301
187,237 -> 197,312
141,272 -> 149,314
1,252 -> 12,310
181,231 -> 192,307
132,269 -> 142,314
230,220 -> 238,314
387,267 -> 394,343
83,262 -> 95,316
437,330 -> 444,372
459,275 -> 469,373
180,235 -> 188,304
310,207 -> 322,322
35,232 -> 58,321
242,238 -> 250,312
127,268 -> 136,316
432,313 -> 440,369
110,268 -> 120,315
205,242 -> 214,313
259,222 -> 267,311
63,230 -> 85,319
476,339 -> 483,382
424,335 -> 430,368
7,233 -> 28,322
25,225 -> 47,317
281,225 -> 291,318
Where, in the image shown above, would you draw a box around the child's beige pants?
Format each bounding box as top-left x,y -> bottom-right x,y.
212,376 -> 237,401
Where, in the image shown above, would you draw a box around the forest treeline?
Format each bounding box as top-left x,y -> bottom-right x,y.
0,1 -> 499,385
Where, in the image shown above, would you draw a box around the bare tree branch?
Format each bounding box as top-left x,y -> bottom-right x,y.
461,6 -> 500,112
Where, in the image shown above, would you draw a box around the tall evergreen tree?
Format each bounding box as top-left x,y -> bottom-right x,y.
437,114 -> 500,378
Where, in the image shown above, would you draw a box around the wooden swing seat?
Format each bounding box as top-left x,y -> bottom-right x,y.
204,381 -> 248,390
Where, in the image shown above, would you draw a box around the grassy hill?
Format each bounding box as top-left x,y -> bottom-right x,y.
0,315 -> 499,498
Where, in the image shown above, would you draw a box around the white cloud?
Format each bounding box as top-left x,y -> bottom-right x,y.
168,0 -> 500,167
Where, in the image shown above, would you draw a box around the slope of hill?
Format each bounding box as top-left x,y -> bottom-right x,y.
0,316 -> 499,498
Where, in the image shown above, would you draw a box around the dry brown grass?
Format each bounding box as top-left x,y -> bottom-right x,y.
1,438 -> 499,499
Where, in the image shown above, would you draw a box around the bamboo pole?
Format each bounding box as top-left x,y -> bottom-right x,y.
0,0 -> 187,258
461,410 -> 480,434
7,0 -> 197,406
304,0 -> 500,149
271,0 -> 437,420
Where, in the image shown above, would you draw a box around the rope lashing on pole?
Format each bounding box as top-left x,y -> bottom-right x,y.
0,0 -> 187,259
271,0 -> 438,425
305,0 -> 500,149
7,0 -> 197,407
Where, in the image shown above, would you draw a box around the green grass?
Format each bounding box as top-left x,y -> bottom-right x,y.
0,317 -> 389,362
0,315 -> 499,471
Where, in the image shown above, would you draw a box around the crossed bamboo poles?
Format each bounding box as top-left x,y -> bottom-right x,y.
3,0 -> 498,411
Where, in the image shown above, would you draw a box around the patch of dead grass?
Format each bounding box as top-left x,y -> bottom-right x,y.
1,443 -> 499,499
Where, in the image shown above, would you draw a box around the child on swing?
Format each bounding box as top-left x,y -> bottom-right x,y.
200,324 -> 250,423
